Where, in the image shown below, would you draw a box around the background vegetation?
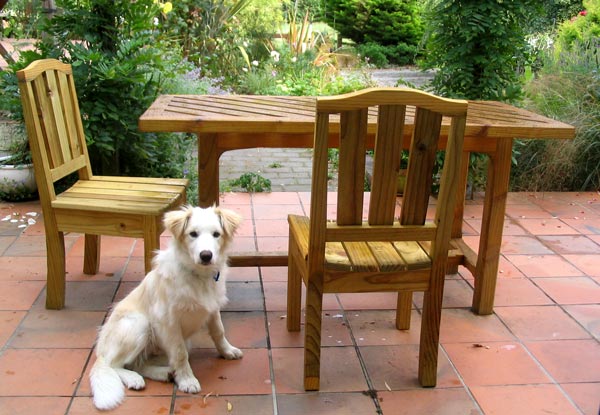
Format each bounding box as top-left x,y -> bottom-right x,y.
0,0 -> 597,198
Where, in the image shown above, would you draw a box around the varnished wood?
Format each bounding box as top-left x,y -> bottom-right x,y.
139,90 -> 576,317
286,88 -> 468,390
17,59 -> 189,309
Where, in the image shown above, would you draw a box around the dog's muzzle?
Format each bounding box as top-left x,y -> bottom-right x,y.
199,250 -> 213,265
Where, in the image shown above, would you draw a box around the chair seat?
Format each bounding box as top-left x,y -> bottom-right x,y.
52,177 -> 189,215
289,214 -> 433,272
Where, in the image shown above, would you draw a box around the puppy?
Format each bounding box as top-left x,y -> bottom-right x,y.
90,205 -> 242,411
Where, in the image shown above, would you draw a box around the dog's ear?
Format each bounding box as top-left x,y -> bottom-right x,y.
164,206 -> 193,240
216,207 -> 242,237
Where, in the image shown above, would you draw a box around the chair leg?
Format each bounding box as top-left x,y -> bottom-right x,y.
418,288 -> 443,387
45,231 -> 66,310
143,217 -> 160,274
83,234 -> 100,275
287,239 -> 302,332
396,291 -> 412,330
303,278 -> 323,391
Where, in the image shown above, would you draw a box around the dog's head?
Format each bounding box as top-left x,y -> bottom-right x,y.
163,205 -> 242,266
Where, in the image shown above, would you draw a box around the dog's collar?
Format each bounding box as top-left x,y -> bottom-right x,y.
213,271 -> 220,282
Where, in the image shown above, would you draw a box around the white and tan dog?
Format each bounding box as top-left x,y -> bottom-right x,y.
90,205 -> 242,410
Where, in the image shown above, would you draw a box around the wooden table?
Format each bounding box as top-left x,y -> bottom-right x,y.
139,94 -> 575,314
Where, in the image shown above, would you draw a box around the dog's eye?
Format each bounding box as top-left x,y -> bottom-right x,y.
212,231 -> 221,238
189,231 -> 198,238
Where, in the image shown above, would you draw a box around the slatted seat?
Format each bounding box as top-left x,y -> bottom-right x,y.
287,87 -> 467,390
17,59 -> 189,310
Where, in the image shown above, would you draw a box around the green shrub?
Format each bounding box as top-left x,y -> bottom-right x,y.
423,0 -> 536,102
324,0 -> 423,50
512,5 -> 600,191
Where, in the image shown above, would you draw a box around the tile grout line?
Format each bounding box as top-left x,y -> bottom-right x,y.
257,265 -> 279,415
337,295 -> 384,415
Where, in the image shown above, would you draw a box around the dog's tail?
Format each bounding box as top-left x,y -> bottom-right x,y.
90,356 -> 124,411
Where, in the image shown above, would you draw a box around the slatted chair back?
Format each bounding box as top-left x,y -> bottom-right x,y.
17,59 -> 93,201
308,87 -> 467,280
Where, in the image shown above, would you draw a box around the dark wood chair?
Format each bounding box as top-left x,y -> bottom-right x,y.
286,87 -> 467,390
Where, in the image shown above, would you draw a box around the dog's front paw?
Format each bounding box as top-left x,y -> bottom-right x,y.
220,345 -> 243,360
177,376 -> 201,394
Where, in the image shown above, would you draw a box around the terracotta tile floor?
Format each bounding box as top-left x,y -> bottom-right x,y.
0,191 -> 599,415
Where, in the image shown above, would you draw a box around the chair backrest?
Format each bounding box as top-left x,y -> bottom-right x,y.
17,59 -> 93,201
308,87 -> 467,273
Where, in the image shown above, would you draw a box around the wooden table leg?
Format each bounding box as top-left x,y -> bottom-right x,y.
197,133 -> 220,207
472,138 -> 513,315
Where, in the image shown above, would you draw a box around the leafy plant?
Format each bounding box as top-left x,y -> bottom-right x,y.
227,172 -> 272,192
422,0 -> 537,102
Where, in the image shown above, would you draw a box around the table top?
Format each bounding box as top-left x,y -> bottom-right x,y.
139,94 -> 575,140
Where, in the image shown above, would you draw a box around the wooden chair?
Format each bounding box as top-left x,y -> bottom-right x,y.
17,59 -> 189,310
287,87 -> 467,390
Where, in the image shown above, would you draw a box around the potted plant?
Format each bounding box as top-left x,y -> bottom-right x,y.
0,118 -> 36,201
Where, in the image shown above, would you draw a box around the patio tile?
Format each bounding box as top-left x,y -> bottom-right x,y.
65,256 -> 128,282
32,281 -> 119,311
186,348 -> 272,396
267,311 -> 353,348
190,311 -> 267,349
256,236 -> 289,252
9,309 -> 105,348
439,308 -> 515,344
0,256 -> 46,280
490,277 -> 553,307
0,348 -> 89,396
505,203 -> 556,219
514,218 -> 579,235
360,344 -> 462,390
538,235 -> 600,254
563,304 -> 600,339
563,254 -> 600,277
276,392 -> 377,415
504,254 -> 583,278
337,292 -> 399,310
254,219 -> 289,237
251,192 -> 303,205
526,339 -> 600,383
76,354 -> 174,397
0,280 -> 45,310
0,311 -> 25,347
69,396 -> 172,415
174,394 -> 273,415
259,266 -> 287,282
229,236 -> 256,252
263,281 -> 339,312
377,389 -> 479,415
68,235 -> 137,257
0,397 -> 70,415
443,342 -> 551,386
495,305 -> 591,341
219,191 -> 252,205
224,266 -> 260,283
466,217 -> 527,236
500,235 -> 554,255
252,204 -> 304,220
470,384 -> 580,415
0,236 -> 15,254
561,217 -> 600,234
346,310 -> 422,346
223,281 -> 264,312
413,279 -> 476,309
271,347 -> 368,393
534,277 -> 600,304
560,382 -> 600,415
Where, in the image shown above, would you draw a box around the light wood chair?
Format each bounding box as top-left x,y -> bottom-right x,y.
287,87 -> 467,390
17,59 -> 189,310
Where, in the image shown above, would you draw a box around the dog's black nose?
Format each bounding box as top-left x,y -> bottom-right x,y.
200,250 -> 213,264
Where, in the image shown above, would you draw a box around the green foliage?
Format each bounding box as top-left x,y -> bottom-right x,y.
324,0 -> 423,50
227,172 -> 272,192
512,34 -> 600,191
158,0 -> 258,81
356,41 -> 419,67
29,0 -> 192,179
423,0 -> 537,102
555,0 -> 600,51
0,0 -> 46,38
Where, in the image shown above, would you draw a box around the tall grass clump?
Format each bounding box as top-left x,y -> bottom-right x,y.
513,3 -> 599,191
